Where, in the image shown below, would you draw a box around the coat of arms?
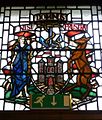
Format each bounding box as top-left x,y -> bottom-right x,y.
2,13 -> 99,109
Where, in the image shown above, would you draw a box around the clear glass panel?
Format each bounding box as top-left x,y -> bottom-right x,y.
82,10 -> 91,20
21,10 -> 29,17
92,6 -> 97,14
11,10 -> 19,21
72,10 -> 81,18
0,14 -> 4,22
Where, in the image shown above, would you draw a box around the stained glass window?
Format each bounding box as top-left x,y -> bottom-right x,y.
0,6 -> 102,110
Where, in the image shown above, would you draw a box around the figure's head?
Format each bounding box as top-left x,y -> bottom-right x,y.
74,36 -> 91,44
19,36 -> 25,43
18,36 -> 26,47
65,31 -> 92,45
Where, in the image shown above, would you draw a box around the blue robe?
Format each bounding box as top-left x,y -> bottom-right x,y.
11,43 -> 31,97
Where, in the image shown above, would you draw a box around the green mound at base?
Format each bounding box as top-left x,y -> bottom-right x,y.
63,83 -> 96,99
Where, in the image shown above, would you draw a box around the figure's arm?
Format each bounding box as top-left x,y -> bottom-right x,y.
68,58 -> 73,79
68,51 -> 82,79
7,41 -> 18,68
68,51 -> 82,70
70,51 -> 82,61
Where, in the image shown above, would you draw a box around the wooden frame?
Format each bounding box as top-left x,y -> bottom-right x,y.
0,110 -> 102,120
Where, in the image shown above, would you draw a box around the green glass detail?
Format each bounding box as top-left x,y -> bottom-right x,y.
28,85 -> 42,94
64,83 -> 96,99
4,83 -> 96,105
31,94 -> 71,109
5,91 -> 11,99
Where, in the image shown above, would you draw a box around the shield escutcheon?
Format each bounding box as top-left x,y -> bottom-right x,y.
29,13 -> 70,95
31,23 -> 69,95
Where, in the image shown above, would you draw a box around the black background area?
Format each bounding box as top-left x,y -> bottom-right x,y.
0,0 -> 102,6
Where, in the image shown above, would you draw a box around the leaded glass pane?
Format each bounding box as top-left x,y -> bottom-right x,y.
0,6 -> 102,111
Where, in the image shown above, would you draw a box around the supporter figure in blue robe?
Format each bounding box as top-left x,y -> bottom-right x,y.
9,32 -> 34,98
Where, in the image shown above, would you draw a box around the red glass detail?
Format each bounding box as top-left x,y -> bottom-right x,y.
65,31 -> 81,37
55,55 -> 61,58
72,64 -> 77,69
48,67 -> 50,72
92,74 -> 97,78
15,31 -> 35,37
36,55 -> 42,58
48,59 -> 52,63
44,51 -> 52,54
86,50 -> 92,54
48,77 -> 53,86
2,69 -> 11,75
